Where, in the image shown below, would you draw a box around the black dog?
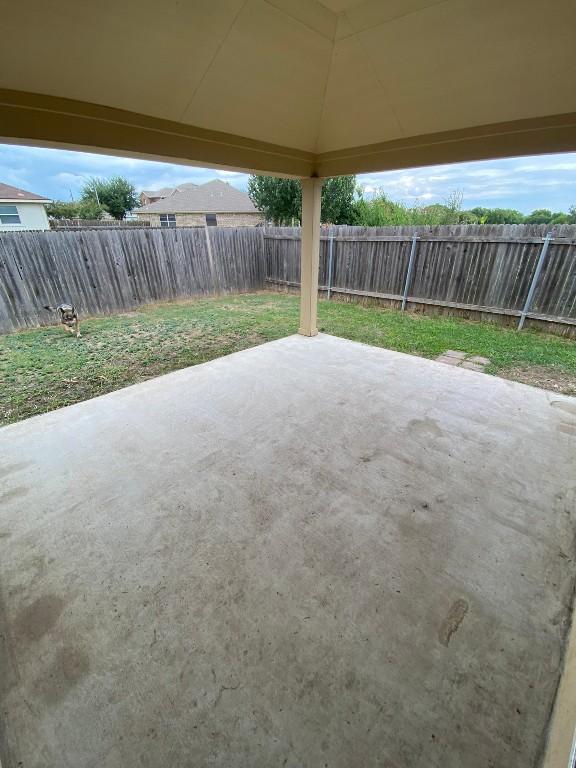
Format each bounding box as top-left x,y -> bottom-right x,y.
44,304 -> 81,337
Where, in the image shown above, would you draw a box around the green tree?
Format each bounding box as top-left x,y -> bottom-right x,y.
46,200 -> 80,219
352,189 -> 466,226
77,198 -> 107,219
524,208 -> 553,225
468,207 -> 525,224
81,176 -> 139,220
549,212 -> 570,224
247,175 -> 357,225
247,177 -> 301,224
46,199 -> 106,220
320,176 -> 357,224
421,192 -> 466,224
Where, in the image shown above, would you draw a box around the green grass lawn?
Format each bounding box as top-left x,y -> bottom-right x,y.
1,291 -> 575,425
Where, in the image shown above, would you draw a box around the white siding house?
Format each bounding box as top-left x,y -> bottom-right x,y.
0,183 -> 51,231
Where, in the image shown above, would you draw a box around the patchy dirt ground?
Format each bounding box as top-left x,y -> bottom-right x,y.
499,365 -> 576,396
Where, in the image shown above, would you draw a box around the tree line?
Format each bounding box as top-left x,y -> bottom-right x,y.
47,176 -> 140,220
247,176 -> 576,226
47,173 -> 576,227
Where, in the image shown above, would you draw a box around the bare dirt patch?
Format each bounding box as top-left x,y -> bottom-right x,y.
499,365 -> 576,396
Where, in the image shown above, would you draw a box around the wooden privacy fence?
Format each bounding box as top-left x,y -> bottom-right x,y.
0,226 -> 265,332
265,224 -> 576,335
2,223 -> 576,336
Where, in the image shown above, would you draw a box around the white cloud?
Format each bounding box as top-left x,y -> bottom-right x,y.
215,169 -> 244,177
515,161 -> 576,173
54,171 -> 98,187
358,152 -> 576,212
465,168 -> 505,178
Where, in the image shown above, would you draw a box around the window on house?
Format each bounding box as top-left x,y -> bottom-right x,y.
0,205 -> 21,225
159,214 -> 176,228
205,213 -> 217,227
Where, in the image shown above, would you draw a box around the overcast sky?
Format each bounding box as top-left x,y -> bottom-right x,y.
2,143 -> 576,214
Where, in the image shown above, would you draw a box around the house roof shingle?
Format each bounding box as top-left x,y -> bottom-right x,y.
138,180 -> 257,214
0,182 -> 50,202
141,186 -> 178,199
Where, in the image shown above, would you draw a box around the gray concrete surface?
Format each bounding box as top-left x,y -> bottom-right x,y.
1,333 -> 575,768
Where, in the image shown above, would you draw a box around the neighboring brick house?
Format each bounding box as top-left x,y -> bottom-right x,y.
136,180 -> 264,227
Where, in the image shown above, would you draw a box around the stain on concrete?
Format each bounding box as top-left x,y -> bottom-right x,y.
551,400 -> 576,417
38,646 -> 90,704
438,599 -> 469,647
359,450 -> 381,464
344,669 -> 356,690
408,417 -> 444,439
15,594 -> 65,642
558,423 -> 576,436
555,487 -> 576,519
0,486 -> 29,504
0,462 -> 32,480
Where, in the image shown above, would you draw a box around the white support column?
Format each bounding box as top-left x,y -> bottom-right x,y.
298,177 -> 322,337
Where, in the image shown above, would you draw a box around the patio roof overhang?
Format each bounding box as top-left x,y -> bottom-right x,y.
2,89 -> 576,180
1,0 -> 575,180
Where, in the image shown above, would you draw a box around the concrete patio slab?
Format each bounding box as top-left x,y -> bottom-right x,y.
0,334 -> 575,768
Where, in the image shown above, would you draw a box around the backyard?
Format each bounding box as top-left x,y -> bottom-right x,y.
1,290 -> 575,425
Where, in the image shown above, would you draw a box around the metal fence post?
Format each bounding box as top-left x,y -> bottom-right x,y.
401,234 -> 418,311
518,233 -> 553,330
327,235 -> 334,300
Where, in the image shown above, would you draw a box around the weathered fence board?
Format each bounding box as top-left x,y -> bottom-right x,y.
264,224 -> 576,333
2,223 -> 576,335
0,227 -> 265,332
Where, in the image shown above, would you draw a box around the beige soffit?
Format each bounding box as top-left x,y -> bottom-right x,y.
0,0 -> 575,176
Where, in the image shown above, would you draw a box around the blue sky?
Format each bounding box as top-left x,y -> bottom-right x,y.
1,143 -> 576,214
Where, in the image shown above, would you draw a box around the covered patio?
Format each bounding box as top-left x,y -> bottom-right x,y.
2,0 -> 576,765
1,335 -> 575,766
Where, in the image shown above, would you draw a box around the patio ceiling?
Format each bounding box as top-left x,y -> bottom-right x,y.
1,0 -> 576,177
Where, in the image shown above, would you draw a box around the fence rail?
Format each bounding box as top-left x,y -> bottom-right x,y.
0,226 -> 265,332
264,224 -> 576,333
50,218 -> 151,229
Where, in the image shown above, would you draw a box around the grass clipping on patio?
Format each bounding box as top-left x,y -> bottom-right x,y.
1,292 -> 575,425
